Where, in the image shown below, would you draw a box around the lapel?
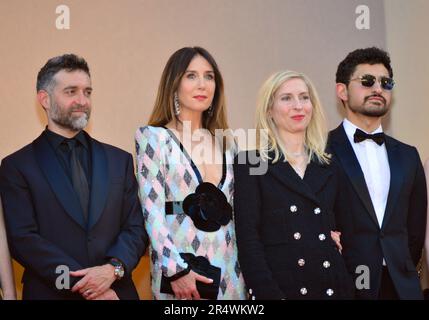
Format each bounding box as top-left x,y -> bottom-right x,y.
304,161 -> 334,195
85,133 -> 109,230
329,125 -> 379,228
381,136 -> 402,229
33,133 -> 87,229
33,132 -> 109,231
268,155 -> 333,206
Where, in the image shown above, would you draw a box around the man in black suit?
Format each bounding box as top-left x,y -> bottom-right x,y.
0,54 -> 148,300
328,47 -> 427,299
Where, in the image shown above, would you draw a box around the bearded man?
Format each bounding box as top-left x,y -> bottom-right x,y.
328,47 -> 427,300
0,54 -> 148,300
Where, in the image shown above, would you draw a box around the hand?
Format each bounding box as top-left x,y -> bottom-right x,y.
93,288 -> 119,300
70,264 -> 116,300
170,270 -> 213,300
2,292 -> 17,300
330,230 -> 342,253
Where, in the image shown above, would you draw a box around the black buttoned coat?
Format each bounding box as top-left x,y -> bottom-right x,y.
233,151 -> 353,300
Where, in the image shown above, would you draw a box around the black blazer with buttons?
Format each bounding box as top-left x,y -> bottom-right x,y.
328,124 -> 427,299
0,132 -> 148,300
233,150 -> 353,300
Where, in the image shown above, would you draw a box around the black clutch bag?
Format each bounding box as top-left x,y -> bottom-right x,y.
160,253 -> 221,300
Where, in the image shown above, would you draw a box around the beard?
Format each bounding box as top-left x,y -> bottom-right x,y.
349,94 -> 389,118
49,100 -> 91,131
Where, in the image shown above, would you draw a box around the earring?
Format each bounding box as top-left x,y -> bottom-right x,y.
174,92 -> 180,116
207,105 -> 214,117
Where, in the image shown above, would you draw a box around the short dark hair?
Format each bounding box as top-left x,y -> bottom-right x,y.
36,54 -> 90,92
335,47 -> 393,85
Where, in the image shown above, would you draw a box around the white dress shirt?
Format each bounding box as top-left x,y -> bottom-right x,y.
342,119 -> 391,228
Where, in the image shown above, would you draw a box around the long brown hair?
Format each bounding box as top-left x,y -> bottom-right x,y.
148,47 -> 229,134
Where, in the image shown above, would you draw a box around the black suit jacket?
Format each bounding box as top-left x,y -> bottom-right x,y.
0,132 -> 148,300
328,124 -> 427,299
233,151 -> 353,300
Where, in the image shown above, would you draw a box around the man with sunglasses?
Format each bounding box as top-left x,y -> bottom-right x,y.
328,47 -> 427,299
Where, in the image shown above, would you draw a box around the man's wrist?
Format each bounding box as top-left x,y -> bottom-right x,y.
108,258 -> 125,280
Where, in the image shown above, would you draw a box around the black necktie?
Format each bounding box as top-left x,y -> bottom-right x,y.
67,139 -> 89,221
353,128 -> 385,146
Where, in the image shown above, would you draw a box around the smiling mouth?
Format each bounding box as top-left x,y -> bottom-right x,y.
71,109 -> 88,116
291,115 -> 305,120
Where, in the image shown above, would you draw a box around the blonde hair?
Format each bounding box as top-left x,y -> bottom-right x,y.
148,47 -> 229,135
256,70 -> 330,164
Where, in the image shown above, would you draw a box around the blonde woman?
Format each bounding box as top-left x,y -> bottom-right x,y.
0,198 -> 16,300
234,71 -> 353,299
135,47 -> 246,300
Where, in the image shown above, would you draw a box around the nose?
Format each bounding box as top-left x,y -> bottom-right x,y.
197,77 -> 207,89
292,98 -> 304,110
76,91 -> 90,106
372,80 -> 383,94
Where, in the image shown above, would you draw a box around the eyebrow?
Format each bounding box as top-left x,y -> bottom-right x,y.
63,86 -> 93,91
185,70 -> 214,73
279,91 -> 309,96
357,73 -> 390,78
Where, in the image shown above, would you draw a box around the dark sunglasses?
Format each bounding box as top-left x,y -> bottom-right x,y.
350,74 -> 395,90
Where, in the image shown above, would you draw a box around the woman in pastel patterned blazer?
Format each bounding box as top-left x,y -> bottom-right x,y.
135,47 -> 246,300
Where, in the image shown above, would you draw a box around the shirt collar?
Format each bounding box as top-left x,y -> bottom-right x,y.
44,127 -> 89,150
342,118 -> 383,143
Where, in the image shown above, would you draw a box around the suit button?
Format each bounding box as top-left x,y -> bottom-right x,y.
300,287 -> 308,295
298,259 -> 305,266
323,261 -> 331,268
290,205 -> 298,213
314,207 -> 321,215
293,232 -> 301,240
380,231 -> 385,238
318,233 -> 326,241
326,289 -> 334,296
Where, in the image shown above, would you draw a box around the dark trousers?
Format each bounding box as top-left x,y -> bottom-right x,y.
378,266 -> 399,300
